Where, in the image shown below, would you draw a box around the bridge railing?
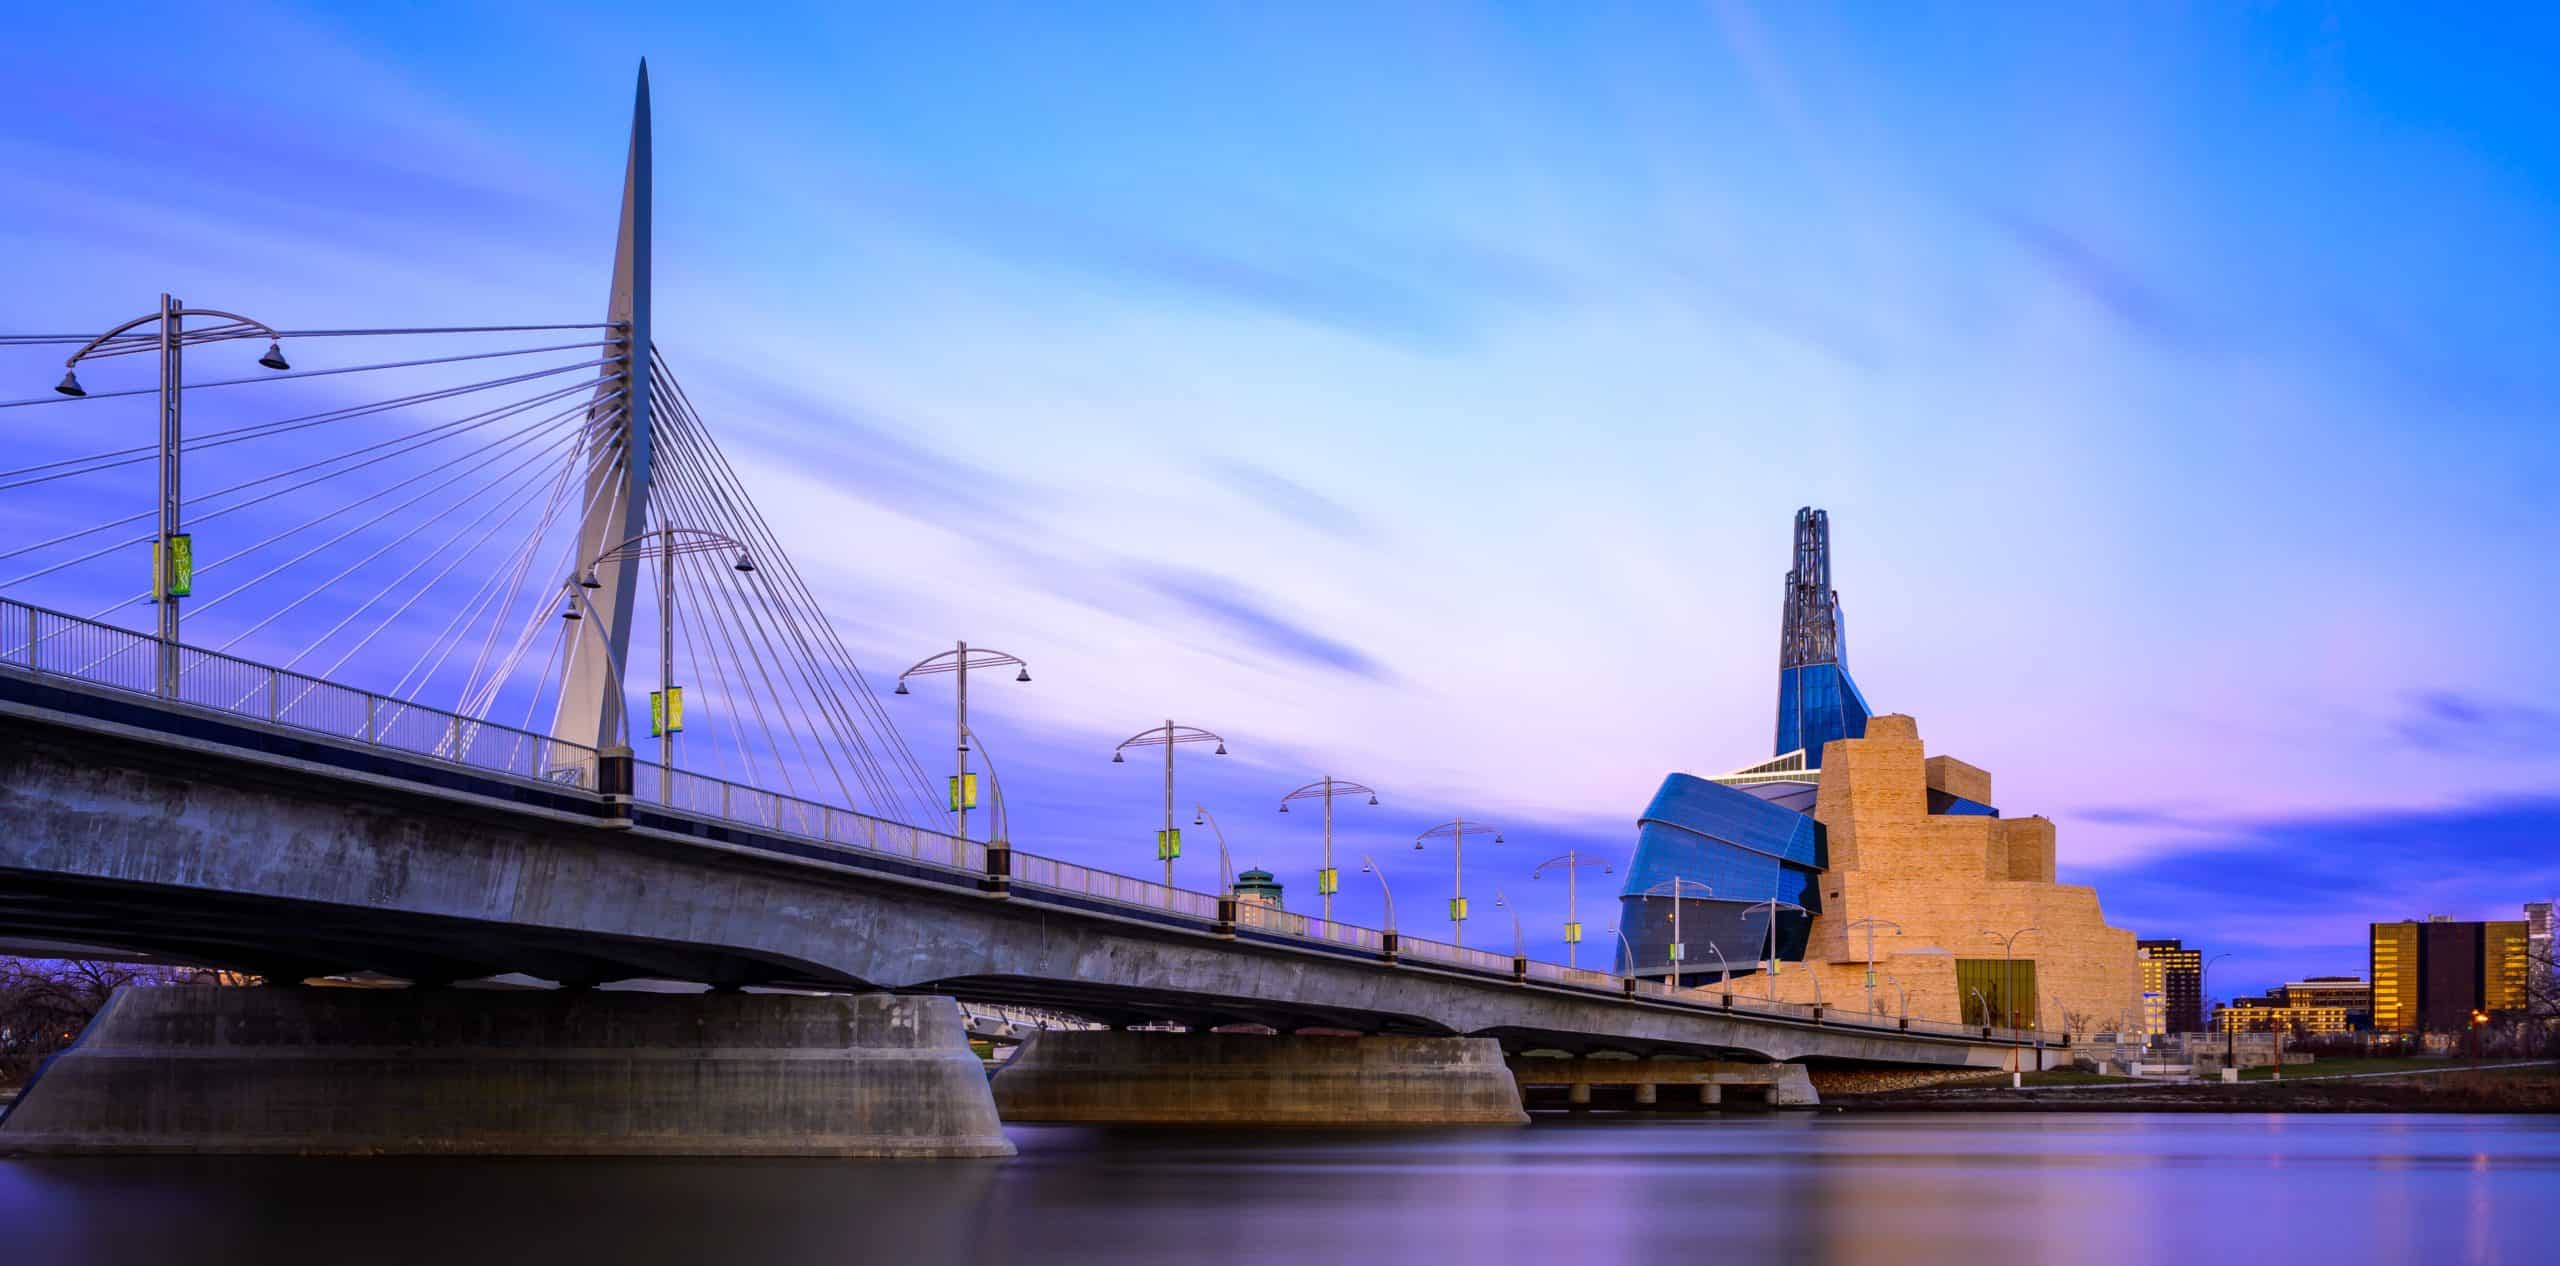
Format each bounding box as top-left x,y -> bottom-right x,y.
632,759 -> 987,876
1011,852 -> 1222,921
0,596 -> 601,791
1,596 -> 2067,1050
1399,934 -> 1517,976
1526,961 -> 1619,991
1233,903 -> 1387,952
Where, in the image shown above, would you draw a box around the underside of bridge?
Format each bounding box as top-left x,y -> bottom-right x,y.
3,664 -> 2043,1149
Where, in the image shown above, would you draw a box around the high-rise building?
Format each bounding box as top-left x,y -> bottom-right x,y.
2370,917 -> 2531,1032
2139,939 -> 2204,1033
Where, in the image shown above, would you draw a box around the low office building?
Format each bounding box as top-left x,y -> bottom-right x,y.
2281,976 -> 2372,1030
2215,996 -> 2350,1035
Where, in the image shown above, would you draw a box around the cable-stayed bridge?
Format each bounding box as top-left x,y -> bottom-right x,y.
0,66 -> 2064,1155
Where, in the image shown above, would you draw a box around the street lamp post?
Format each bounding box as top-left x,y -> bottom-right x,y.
556,579 -> 635,753
53,297 -> 292,695
961,722 -> 1011,846
1881,973 -> 1911,1027
1493,889 -> 1528,979
1638,878 -> 1712,985
1531,849 -> 1613,968
1414,819 -> 1502,948
896,640 -> 1030,843
1359,854 -> 1397,961
585,527 -> 754,775
1980,926 -> 2041,1030
1613,926 -> 1641,995
1112,720 -> 1229,892
1845,918 -> 1903,1015
1190,804 -> 1239,896
1279,776 -> 1379,923
2200,951 -> 2233,1068
1707,940 -> 1734,1007
1742,898 -> 1810,1000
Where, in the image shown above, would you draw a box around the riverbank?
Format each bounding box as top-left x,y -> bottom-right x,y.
1830,1061 -> 2560,1113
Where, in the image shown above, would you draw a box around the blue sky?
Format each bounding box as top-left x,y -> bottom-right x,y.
2,3 -> 2557,999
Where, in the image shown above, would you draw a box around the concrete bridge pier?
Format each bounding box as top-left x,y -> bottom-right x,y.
1510,1057 -> 1820,1109
0,986 -> 1014,1157
989,1030 -> 1529,1126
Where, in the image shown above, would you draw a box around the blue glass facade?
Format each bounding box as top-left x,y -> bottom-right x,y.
1927,789 -> 1998,817
1774,661 -> 1872,770
1617,773 -> 1823,981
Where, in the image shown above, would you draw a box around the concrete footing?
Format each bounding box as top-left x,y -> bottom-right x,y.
1510,1057 -> 1820,1109
991,1031 -> 1529,1126
0,986 -> 1013,1157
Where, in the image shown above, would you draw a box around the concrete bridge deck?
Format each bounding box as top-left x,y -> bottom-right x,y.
0,642 -> 2059,1075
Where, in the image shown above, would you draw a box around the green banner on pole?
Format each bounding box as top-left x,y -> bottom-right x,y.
948,772 -> 978,811
155,534 -> 193,599
1155,828 -> 1182,860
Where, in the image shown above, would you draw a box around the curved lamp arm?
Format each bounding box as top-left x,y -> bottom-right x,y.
64,307 -> 283,366
559,579 -> 636,750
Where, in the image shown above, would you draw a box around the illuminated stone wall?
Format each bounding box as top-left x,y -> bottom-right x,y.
1723,714 -> 2143,1035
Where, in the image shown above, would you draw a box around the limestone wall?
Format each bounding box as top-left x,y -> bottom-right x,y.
1743,714 -> 2144,1034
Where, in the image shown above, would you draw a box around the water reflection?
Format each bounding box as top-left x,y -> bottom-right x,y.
2,1114 -> 2553,1266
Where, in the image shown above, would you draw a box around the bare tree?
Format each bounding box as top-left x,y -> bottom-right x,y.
0,958 -> 222,1086
2526,939 -> 2559,1057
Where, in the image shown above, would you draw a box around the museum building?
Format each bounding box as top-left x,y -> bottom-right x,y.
1618,508 -> 2143,1034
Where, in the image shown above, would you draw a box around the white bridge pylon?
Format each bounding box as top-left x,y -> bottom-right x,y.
556,62 -> 657,759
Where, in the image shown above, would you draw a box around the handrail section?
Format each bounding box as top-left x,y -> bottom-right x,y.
0,595 -> 2063,1049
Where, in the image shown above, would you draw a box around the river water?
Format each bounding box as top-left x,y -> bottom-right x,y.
3,1114 -> 2553,1265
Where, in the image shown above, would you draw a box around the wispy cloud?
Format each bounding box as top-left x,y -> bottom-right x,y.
842,171 -> 1563,350
1130,565 -> 1389,681
1983,209 -> 2185,342
2074,795 -> 2560,989
705,366 -> 1051,542
1200,459 -> 1374,543
2388,690 -> 2560,756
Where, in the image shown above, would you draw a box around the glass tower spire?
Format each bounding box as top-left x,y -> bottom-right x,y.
1773,507 -> 1871,769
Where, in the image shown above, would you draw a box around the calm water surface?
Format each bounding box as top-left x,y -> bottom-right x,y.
3,1114 -> 2553,1266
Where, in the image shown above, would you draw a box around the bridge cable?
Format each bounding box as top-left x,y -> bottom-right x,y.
0,357 -> 616,489
648,359 -> 944,823
243,443 -> 584,720
382,418 -> 599,704
73,392 -> 607,621
177,410 -> 586,639
0,340 -> 613,411
0,367 -> 616,575
651,417 -> 911,816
